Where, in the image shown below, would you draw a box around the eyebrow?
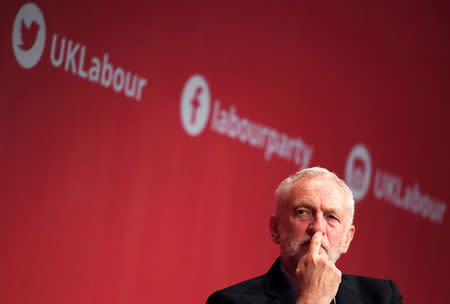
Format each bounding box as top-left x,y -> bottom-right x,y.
294,203 -> 341,215
293,202 -> 314,209
323,208 -> 339,214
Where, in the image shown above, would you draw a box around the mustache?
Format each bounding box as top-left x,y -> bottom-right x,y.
296,234 -> 331,253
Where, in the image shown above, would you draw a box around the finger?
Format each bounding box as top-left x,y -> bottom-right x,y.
309,231 -> 322,256
318,246 -> 328,257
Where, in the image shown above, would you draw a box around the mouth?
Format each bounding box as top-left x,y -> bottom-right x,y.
301,241 -> 328,253
299,241 -> 312,252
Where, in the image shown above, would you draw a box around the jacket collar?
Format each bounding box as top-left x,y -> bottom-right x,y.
263,258 -> 298,304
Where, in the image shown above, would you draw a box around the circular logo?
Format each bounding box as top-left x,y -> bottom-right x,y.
180,75 -> 211,136
345,144 -> 372,201
12,3 -> 46,69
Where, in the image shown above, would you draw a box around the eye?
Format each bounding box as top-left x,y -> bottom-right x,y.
327,214 -> 340,222
296,209 -> 311,217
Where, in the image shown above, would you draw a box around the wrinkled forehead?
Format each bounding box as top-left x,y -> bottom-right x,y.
289,175 -> 348,208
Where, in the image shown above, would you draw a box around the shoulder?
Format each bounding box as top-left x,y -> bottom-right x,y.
341,274 -> 403,303
206,275 -> 267,304
342,273 -> 400,291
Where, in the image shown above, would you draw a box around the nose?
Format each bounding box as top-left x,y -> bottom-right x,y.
307,214 -> 326,235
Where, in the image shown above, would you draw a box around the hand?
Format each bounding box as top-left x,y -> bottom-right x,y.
295,232 -> 341,304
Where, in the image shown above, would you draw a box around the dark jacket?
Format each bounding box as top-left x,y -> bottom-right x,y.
206,258 -> 403,304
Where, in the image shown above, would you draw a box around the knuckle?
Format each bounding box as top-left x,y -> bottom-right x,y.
299,255 -> 308,265
311,255 -> 320,265
334,268 -> 342,279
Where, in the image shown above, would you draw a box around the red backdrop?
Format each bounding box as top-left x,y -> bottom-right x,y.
2,1 -> 449,303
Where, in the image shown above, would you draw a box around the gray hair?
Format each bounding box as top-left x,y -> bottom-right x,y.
275,167 -> 355,230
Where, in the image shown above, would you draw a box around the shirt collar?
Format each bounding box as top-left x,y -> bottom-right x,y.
280,263 -> 298,295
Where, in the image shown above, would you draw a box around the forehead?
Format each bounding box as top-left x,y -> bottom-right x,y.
288,175 -> 348,210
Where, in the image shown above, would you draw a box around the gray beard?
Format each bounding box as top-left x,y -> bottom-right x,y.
280,234 -> 344,274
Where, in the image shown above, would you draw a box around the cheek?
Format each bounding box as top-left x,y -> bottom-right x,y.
286,221 -> 308,239
325,227 -> 342,246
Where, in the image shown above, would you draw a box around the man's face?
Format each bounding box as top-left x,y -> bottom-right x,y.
270,175 -> 355,273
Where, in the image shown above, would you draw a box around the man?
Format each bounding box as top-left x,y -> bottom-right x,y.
206,167 -> 403,304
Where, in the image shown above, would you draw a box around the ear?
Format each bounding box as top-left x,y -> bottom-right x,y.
341,225 -> 355,254
269,215 -> 281,244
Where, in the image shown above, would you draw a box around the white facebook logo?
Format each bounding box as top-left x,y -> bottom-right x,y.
180,75 -> 211,136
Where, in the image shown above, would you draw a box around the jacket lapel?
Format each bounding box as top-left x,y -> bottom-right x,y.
336,276 -> 365,304
263,258 -> 297,304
